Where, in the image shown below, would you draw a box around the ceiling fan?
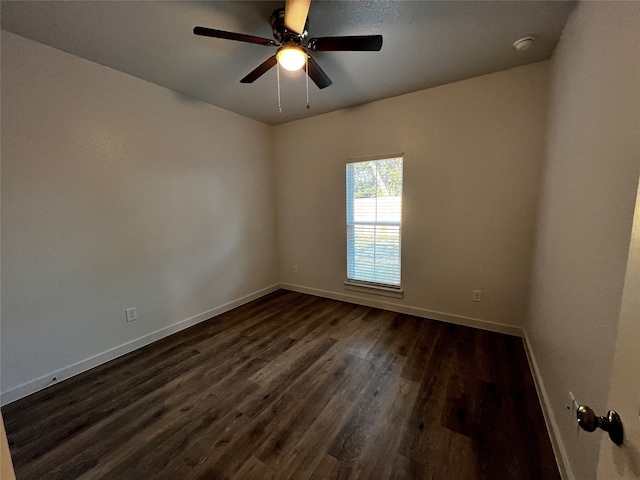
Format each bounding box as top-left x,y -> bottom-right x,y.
193,0 -> 383,89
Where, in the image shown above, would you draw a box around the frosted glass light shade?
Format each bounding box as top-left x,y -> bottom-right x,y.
276,46 -> 306,71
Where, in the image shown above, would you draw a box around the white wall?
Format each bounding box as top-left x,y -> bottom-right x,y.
597,180 -> 640,479
526,3 -> 640,479
0,31 -> 279,401
274,62 -> 549,332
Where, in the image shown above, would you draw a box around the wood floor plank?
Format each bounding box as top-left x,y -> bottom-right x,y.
286,299 -> 361,341
341,307 -> 392,360
398,322 -> 457,464
185,391 -> 297,479
385,454 -> 422,480
346,376 -> 421,479
309,453 -> 349,480
435,428 -> 480,479
277,395 -> 355,479
242,337 -> 338,417
399,316 -> 442,382
8,345 -> 209,467
326,351 -> 405,466
253,353 -> 366,469
230,455 -> 277,480
2,290 -> 561,480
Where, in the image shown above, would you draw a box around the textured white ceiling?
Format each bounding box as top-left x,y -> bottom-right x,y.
1,1 -> 575,125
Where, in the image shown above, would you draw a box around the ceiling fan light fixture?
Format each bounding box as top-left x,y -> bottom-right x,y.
276,46 -> 306,71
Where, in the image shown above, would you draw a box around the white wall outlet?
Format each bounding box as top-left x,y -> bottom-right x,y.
472,290 -> 482,302
125,307 -> 137,322
292,264 -> 298,274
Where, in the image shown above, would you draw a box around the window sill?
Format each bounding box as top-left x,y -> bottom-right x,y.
344,281 -> 404,299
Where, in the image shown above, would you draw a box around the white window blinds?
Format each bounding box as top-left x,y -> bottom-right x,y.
346,156 -> 403,287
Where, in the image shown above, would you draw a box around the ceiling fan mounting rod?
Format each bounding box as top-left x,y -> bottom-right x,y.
270,8 -> 307,45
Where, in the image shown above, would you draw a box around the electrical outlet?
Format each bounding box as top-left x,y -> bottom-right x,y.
292,264 -> 298,274
472,290 -> 482,302
125,307 -> 137,322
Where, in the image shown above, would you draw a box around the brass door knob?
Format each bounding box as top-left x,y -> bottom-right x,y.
576,405 -> 623,445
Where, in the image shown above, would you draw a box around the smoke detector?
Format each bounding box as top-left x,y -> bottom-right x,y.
513,36 -> 536,52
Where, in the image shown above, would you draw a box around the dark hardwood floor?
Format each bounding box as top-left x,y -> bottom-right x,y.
2,290 -> 560,480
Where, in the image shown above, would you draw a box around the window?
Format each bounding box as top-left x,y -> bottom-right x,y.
346,155 -> 403,289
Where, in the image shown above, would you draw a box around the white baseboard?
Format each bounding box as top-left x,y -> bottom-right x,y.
0,284 -> 280,406
522,331 -> 574,480
279,283 -> 523,337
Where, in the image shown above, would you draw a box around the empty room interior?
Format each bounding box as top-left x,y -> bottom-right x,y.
1,1 -> 639,479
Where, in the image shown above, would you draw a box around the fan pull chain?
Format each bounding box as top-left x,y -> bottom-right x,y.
276,61 -> 282,114
305,54 -> 310,109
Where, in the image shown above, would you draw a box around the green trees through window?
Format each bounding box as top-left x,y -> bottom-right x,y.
351,158 -> 402,198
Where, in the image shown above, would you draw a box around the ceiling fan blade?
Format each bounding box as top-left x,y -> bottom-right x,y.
193,27 -> 276,46
308,35 -> 383,52
304,56 -> 332,89
240,56 -> 278,83
284,0 -> 311,35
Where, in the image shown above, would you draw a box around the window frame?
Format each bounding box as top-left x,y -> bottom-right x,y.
345,154 -> 404,297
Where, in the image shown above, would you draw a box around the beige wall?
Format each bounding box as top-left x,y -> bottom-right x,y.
526,3 -> 640,479
597,180 -> 640,479
0,31 -> 279,401
274,62 -> 549,331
